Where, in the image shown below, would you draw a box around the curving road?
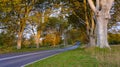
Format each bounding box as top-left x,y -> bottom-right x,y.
0,45 -> 79,67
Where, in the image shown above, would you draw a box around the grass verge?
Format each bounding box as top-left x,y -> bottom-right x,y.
26,45 -> 120,67
26,48 -> 99,67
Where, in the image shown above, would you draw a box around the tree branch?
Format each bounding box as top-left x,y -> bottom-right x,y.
96,0 -> 100,10
106,0 -> 114,11
88,0 -> 96,12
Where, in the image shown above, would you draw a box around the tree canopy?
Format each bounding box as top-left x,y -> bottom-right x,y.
0,0 -> 119,49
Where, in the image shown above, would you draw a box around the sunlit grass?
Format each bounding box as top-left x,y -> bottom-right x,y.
26,47 -> 99,67
81,45 -> 120,67
26,45 -> 120,67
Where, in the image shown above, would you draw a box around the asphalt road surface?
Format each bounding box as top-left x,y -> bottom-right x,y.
0,45 -> 79,67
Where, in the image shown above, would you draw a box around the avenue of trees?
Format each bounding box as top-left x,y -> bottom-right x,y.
0,0 -> 120,49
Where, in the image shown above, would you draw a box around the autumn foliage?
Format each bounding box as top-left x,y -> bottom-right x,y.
44,32 -> 61,46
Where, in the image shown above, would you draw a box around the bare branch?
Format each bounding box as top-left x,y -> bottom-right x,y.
106,0 -> 114,11
96,0 -> 100,10
88,0 -> 96,12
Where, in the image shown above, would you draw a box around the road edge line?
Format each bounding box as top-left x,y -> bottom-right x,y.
21,52 -> 61,67
0,50 -> 58,61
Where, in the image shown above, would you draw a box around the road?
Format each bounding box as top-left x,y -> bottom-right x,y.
0,45 -> 79,67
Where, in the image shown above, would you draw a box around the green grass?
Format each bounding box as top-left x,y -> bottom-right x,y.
26,45 -> 120,67
26,48 -> 99,67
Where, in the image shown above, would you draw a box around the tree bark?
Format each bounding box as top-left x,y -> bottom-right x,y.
84,0 -> 96,47
17,20 -> 25,49
35,30 -> 41,48
89,11 -> 96,46
17,31 -> 22,49
89,36 -> 96,46
63,30 -> 68,46
96,15 -> 110,48
88,0 -> 114,48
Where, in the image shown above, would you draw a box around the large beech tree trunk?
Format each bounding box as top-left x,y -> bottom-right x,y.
88,0 -> 114,48
96,15 -> 109,48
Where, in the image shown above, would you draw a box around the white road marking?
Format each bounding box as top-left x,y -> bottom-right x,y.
21,53 -> 61,67
21,45 -> 78,67
0,45 -> 78,67
0,49 -> 60,61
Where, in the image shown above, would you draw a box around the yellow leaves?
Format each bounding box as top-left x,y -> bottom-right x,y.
72,1 -> 81,9
14,5 -> 21,12
12,0 -> 21,5
28,16 -> 41,23
44,32 -> 61,46
53,4 -> 61,8
3,7 -> 12,12
74,1 -> 81,7
0,0 -> 22,13
0,0 -> 9,3
44,15 -> 49,23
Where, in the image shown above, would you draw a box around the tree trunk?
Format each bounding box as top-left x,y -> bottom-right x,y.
89,11 -> 96,46
63,30 -> 68,46
89,36 -> 96,46
88,0 -> 114,48
17,32 -> 22,49
96,15 -> 110,48
17,21 -> 25,49
35,30 -> 41,48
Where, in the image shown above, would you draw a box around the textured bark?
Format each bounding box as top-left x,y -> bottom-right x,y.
35,30 -> 41,48
17,32 -> 22,49
88,0 -> 114,48
90,12 -> 96,46
17,20 -> 25,49
89,36 -> 96,46
84,0 -> 96,46
16,0 -> 36,49
89,10 -> 96,46
96,15 -> 109,48
63,30 -> 68,46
